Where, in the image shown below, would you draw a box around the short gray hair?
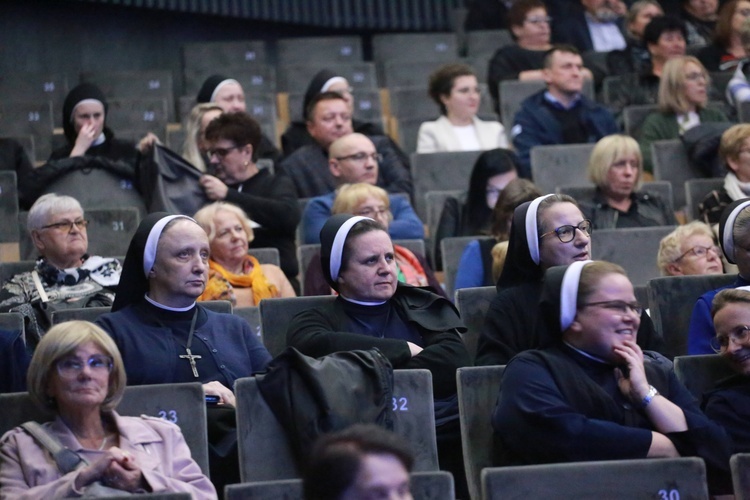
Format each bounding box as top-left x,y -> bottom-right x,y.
27,194 -> 83,231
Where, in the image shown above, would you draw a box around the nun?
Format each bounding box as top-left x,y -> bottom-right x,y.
279,69 -> 393,157
688,198 -> 750,354
475,193 -> 661,366
493,260 -> 731,480
195,74 -> 280,163
96,212 -> 271,398
286,213 -> 472,497
96,212 -> 271,490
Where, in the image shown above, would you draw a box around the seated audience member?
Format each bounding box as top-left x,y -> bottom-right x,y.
487,0 -> 553,114
492,260 -> 731,487
657,221 -> 725,275
704,288 -> 750,456
288,214 -> 472,496
0,321 -> 217,499
0,137 -> 35,210
552,0 -> 628,53
23,84 -> 146,208
696,0 -> 749,72
304,424 -> 414,500
302,133 -> 423,245
455,178 -> 541,290
700,124 -> 750,225
181,103 -> 223,173
639,56 -> 728,174
200,112 -> 300,291
606,0 -> 665,76
475,194 -> 661,366
511,45 -> 618,179
689,199 -> 750,354
726,18 -> 750,105
0,194 -> 121,345
304,184 -> 442,298
194,202 -> 295,306
196,75 -> 280,163
280,92 -> 412,199
96,213 -> 271,489
417,64 -> 507,153
578,134 -> 676,228
281,69 -> 395,158
608,16 -> 687,114
680,0 -> 718,46
435,149 -> 519,268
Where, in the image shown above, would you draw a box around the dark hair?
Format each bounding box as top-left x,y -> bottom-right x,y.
465,149 -> 520,235
203,112 -> 262,160
715,0 -> 741,48
305,91 -> 348,124
428,63 -> 476,115
643,15 -> 688,46
339,219 -> 388,275
543,44 -> 581,68
490,178 -> 542,240
303,424 -> 414,500
508,0 -> 548,29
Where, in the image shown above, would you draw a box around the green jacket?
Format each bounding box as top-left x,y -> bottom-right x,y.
638,107 -> 728,174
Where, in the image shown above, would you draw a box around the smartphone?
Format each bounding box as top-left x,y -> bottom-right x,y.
205,395 -> 220,406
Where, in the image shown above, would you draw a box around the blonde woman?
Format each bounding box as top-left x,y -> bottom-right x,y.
181,103 -> 223,172
639,56 -> 728,173
193,202 -> 295,307
580,134 -> 676,229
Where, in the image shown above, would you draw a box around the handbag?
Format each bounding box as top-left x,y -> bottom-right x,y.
20,421 -> 131,497
139,144 -> 208,215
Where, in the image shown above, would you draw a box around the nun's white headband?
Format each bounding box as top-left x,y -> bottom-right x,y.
723,200 -> 750,264
210,79 -> 241,103
559,260 -> 593,331
526,194 -> 554,265
329,216 -> 371,282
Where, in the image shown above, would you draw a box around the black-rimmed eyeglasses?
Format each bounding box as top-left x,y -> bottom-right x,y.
540,220 -> 592,243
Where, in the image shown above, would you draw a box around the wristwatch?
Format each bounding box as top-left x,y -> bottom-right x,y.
641,385 -> 659,408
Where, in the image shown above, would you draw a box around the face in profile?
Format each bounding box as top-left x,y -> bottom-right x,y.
337,230 -> 397,302
713,301 -> 750,375
148,220 -> 210,307
538,202 -> 591,269
568,272 -> 641,363
340,452 -> 413,500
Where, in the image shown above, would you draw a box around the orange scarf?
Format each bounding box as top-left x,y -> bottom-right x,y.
199,255 -> 279,306
394,245 -> 428,287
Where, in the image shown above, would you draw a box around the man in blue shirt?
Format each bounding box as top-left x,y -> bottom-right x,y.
301,133 -> 423,244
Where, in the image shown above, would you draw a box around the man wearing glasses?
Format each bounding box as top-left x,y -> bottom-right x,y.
279,92 -> 412,199
301,133 -> 424,245
0,193 -> 121,346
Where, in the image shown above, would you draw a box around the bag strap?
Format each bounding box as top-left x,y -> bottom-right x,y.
31,270 -> 50,303
20,421 -> 88,473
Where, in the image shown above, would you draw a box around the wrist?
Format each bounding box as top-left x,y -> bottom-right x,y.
640,385 -> 659,409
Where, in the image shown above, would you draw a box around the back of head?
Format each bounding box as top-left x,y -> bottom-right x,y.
303,424 -> 414,500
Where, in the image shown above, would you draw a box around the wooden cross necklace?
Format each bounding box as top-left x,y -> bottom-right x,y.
179,309 -> 201,378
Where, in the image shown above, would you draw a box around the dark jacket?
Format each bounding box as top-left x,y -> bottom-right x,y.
511,90 -> 619,178
578,188 -> 677,229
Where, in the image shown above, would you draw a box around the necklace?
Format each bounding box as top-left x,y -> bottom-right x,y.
178,309 -> 201,378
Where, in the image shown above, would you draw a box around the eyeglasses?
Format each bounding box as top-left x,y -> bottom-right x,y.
675,245 -> 721,262
56,355 -> 113,378
525,15 -> 552,24
582,300 -> 644,316
357,207 -> 390,218
540,220 -> 592,243
41,219 -> 89,232
711,325 -> 750,353
207,144 -> 244,158
335,152 -> 383,164
685,72 -> 707,82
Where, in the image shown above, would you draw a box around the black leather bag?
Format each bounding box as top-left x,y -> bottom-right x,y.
681,122 -> 734,178
140,144 -> 208,215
